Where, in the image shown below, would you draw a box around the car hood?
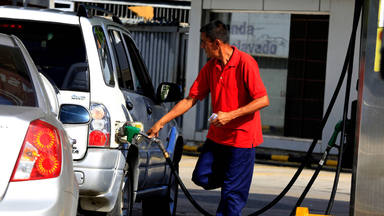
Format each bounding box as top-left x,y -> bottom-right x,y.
0,106 -> 45,200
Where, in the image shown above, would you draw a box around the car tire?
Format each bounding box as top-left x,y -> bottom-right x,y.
107,172 -> 133,216
142,165 -> 179,216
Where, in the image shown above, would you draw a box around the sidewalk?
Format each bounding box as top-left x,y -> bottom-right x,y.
172,155 -> 351,216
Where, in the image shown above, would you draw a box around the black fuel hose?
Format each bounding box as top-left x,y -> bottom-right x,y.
151,29 -> 359,215
162,30 -> 358,215
325,0 -> 362,213
165,156 -> 214,216
289,145 -> 333,216
288,120 -> 345,216
149,138 -> 214,216
122,131 -> 215,215
135,2 -> 363,213
249,2 -> 361,214
287,0 -> 362,214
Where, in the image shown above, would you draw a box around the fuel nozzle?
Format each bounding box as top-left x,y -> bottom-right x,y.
116,121 -> 144,144
117,121 -> 170,158
124,125 -> 142,143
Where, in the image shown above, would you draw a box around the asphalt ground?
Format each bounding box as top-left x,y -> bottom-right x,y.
132,155 -> 352,216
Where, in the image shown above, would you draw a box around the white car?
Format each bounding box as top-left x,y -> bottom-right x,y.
0,33 -> 79,215
0,5 -> 184,216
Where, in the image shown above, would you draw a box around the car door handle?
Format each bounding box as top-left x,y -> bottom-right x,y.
126,101 -> 133,110
147,106 -> 152,115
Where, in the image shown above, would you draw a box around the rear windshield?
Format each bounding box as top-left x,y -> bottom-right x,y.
0,44 -> 36,106
0,19 -> 89,92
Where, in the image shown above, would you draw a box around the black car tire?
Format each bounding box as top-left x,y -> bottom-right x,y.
107,172 -> 133,216
142,165 -> 179,216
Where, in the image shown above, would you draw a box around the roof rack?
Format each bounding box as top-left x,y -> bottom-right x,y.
77,4 -> 122,24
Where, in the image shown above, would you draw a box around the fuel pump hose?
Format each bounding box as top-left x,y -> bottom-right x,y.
121,127 -> 214,216
289,121 -> 344,216
122,1 -> 362,211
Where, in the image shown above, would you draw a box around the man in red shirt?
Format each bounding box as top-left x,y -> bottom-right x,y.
148,20 -> 269,216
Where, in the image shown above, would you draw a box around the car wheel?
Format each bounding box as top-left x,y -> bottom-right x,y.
107,173 -> 133,216
142,165 -> 179,216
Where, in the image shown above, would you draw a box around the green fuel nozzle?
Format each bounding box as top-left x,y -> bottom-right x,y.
319,120 -> 345,166
124,125 -> 141,143
118,121 -> 170,159
328,120 -> 343,148
115,121 -> 145,144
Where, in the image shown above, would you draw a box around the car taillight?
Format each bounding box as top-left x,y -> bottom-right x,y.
88,103 -> 111,147
0,23 -> 23,29
11,119 -> 62,181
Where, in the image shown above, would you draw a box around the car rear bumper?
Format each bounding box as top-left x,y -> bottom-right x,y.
0,177 -> 78,216
73,148 -> 126,212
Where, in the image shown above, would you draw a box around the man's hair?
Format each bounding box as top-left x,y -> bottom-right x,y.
200,20 -> 229,43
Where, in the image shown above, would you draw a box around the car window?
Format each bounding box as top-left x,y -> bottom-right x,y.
0,44 -> 36,106
120,33 -> 144,93
108,29 -> 134,90
0,19 -> 89,92
121,34 -> 155,99
93,26 -> 115,87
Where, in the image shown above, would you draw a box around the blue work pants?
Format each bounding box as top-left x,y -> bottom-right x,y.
192,139 -> 256,216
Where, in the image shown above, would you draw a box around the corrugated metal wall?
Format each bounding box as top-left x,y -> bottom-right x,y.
129,26 -> 188,90
129,25 -> 188,126
73,1 -> 190,24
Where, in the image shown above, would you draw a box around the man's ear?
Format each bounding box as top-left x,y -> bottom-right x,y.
214,39 -> 221,48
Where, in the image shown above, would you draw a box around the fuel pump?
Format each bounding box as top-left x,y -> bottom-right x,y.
351,0 -> 384,214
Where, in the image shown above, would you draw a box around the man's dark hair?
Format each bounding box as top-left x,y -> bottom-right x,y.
200,20 -> 229,43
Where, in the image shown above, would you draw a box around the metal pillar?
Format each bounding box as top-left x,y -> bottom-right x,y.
352,0 -> 384,215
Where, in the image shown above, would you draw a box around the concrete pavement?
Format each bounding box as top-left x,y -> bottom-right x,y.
133,155 -> 351,215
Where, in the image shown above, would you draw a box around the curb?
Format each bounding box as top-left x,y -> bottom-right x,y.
266,154 -> 338,167
182,144 -> 339,167
254,151 -> 338,167
183,145 -> 200,152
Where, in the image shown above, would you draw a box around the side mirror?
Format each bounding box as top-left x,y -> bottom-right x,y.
156,82 -> 183,102
59,104 -> 90,124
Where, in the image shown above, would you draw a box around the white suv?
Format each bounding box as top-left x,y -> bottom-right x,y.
0,5 -> 184,216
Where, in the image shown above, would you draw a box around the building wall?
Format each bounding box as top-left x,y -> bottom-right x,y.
323,0 -> 361,153
185,0 -> 360,153
202,0 -> 330,11
183,0 -> 202,142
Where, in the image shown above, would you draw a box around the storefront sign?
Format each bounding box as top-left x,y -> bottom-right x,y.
230,13 -> 290,58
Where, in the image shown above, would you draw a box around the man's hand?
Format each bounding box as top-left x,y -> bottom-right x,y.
211,111 -> 233,127
147,121 -> 164,138
210,96 -> 269,127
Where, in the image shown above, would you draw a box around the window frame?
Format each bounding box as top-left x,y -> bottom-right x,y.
107,28 -> 134,91
121,32 -> 156,100
93,25 -> 115,87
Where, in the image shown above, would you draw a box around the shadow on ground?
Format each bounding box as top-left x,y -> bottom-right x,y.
132,188 -> 349,216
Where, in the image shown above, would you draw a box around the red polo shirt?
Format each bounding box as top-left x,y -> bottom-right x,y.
189,46 -> 267,148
